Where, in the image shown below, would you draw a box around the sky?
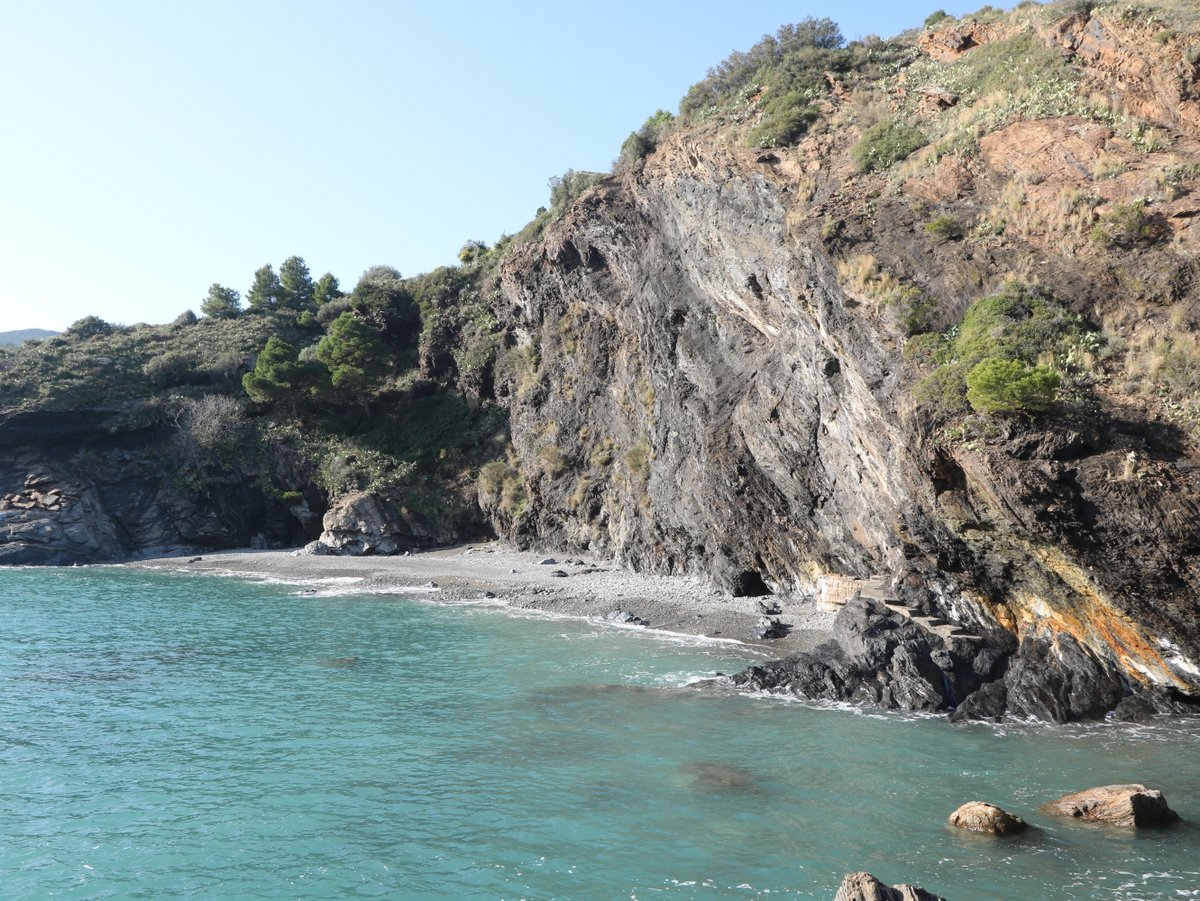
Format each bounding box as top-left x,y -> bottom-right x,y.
0,0 -> 1015,333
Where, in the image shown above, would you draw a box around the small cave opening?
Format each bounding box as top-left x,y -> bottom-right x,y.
555,239 -> 582,271
745,274 -> 765,300
731,570 -> 772,597
585,245 -> 607,271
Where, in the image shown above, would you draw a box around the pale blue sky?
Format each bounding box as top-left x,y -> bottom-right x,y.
0,1 -> 1012,333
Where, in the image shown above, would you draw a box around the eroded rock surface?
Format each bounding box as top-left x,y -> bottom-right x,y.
731,598 -> 1009,713
1044,784 -> 1179,828
0,409 -> 289,563
947,801 -> 1027,835
834,872 -> 947,901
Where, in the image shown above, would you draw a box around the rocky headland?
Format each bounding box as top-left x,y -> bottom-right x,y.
4,1 -> 1200,724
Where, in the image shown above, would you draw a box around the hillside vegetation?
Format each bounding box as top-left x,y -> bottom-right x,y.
1,0 -> 1198,552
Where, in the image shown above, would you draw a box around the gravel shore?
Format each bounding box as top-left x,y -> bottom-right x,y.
130,542 -> 834,656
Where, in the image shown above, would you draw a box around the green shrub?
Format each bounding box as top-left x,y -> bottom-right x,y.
143,350 -> 200,388
914,361 -> 973,417
617,110 -> 676,169
913,283 -> 1086,420
679,18 -> 845,121
903,331 -> 952,367
925,214 -> 964,240
1089,201 -> 1166,248
924,9 -> 951,28
65,315 -> 116,340
746,92 -> 820,148
852,119 -> 926,173
966,358 -> 1060,413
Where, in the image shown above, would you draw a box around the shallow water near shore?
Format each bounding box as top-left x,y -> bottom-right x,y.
2,568 -> 1198,899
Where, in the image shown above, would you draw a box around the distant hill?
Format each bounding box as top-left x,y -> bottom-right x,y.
0,329 -> 57,346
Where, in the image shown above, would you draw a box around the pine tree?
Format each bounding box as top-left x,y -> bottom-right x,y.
316,312 -> 390,409
279,256 -> 315,309
246,264 -> 283,310
313,272 -> 343,306
200,283 -> 242,319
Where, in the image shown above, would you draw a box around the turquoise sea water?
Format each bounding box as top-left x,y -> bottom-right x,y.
1,567 -> 1198,900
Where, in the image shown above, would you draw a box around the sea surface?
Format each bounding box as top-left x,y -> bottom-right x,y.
1,567 -> 1198,899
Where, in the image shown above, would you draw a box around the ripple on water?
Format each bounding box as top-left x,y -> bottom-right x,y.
0,566 -> 1198,899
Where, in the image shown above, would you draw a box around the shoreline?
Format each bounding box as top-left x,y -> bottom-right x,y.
127,541 -> 835,657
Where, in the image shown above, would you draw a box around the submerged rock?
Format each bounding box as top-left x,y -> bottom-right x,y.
679,761 -> 758,794
1044,784 -> 1179,828
834,871 -> 947,901
947,801 -> 1027,835
1113,695 -> 1158,723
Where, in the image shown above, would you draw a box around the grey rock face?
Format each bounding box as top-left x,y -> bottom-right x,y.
1001,634 -> 1125,723
0,410 -> 281,563
731,599 -> 1006,713
489,136 -> 1200,705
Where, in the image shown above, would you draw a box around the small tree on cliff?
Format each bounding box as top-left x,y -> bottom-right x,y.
966,358 -> 1060,414
242,337 -> 327,416
316,312 -> 390,411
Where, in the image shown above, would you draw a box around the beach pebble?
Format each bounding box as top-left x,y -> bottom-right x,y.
549,569 -> 569,578
539,558 -> 557,565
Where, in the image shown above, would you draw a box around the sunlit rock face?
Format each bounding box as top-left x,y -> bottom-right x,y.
490,36 -> 1200,710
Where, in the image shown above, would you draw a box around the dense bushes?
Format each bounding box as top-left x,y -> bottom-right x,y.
679,18 -> 845,120
852,120 -> 927,173
914,283 -> 1086,418
965,359 -> 1060,413
746,93 -> 819,148
617,110 -> 675,169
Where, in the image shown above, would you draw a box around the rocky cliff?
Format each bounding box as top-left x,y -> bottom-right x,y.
2,3 -> 1198,721
483,6 -> 1200,713
0,407 -> 302,564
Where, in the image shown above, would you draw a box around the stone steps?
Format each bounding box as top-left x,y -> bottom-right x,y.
859,577 -> 982,642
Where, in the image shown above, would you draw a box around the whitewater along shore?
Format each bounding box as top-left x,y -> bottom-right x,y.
128,542 -> 836,656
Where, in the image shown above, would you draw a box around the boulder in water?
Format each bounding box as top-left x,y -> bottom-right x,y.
834,871 -> 947,901
1044,784 -> 1179,828
947,801 -> 1027,835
